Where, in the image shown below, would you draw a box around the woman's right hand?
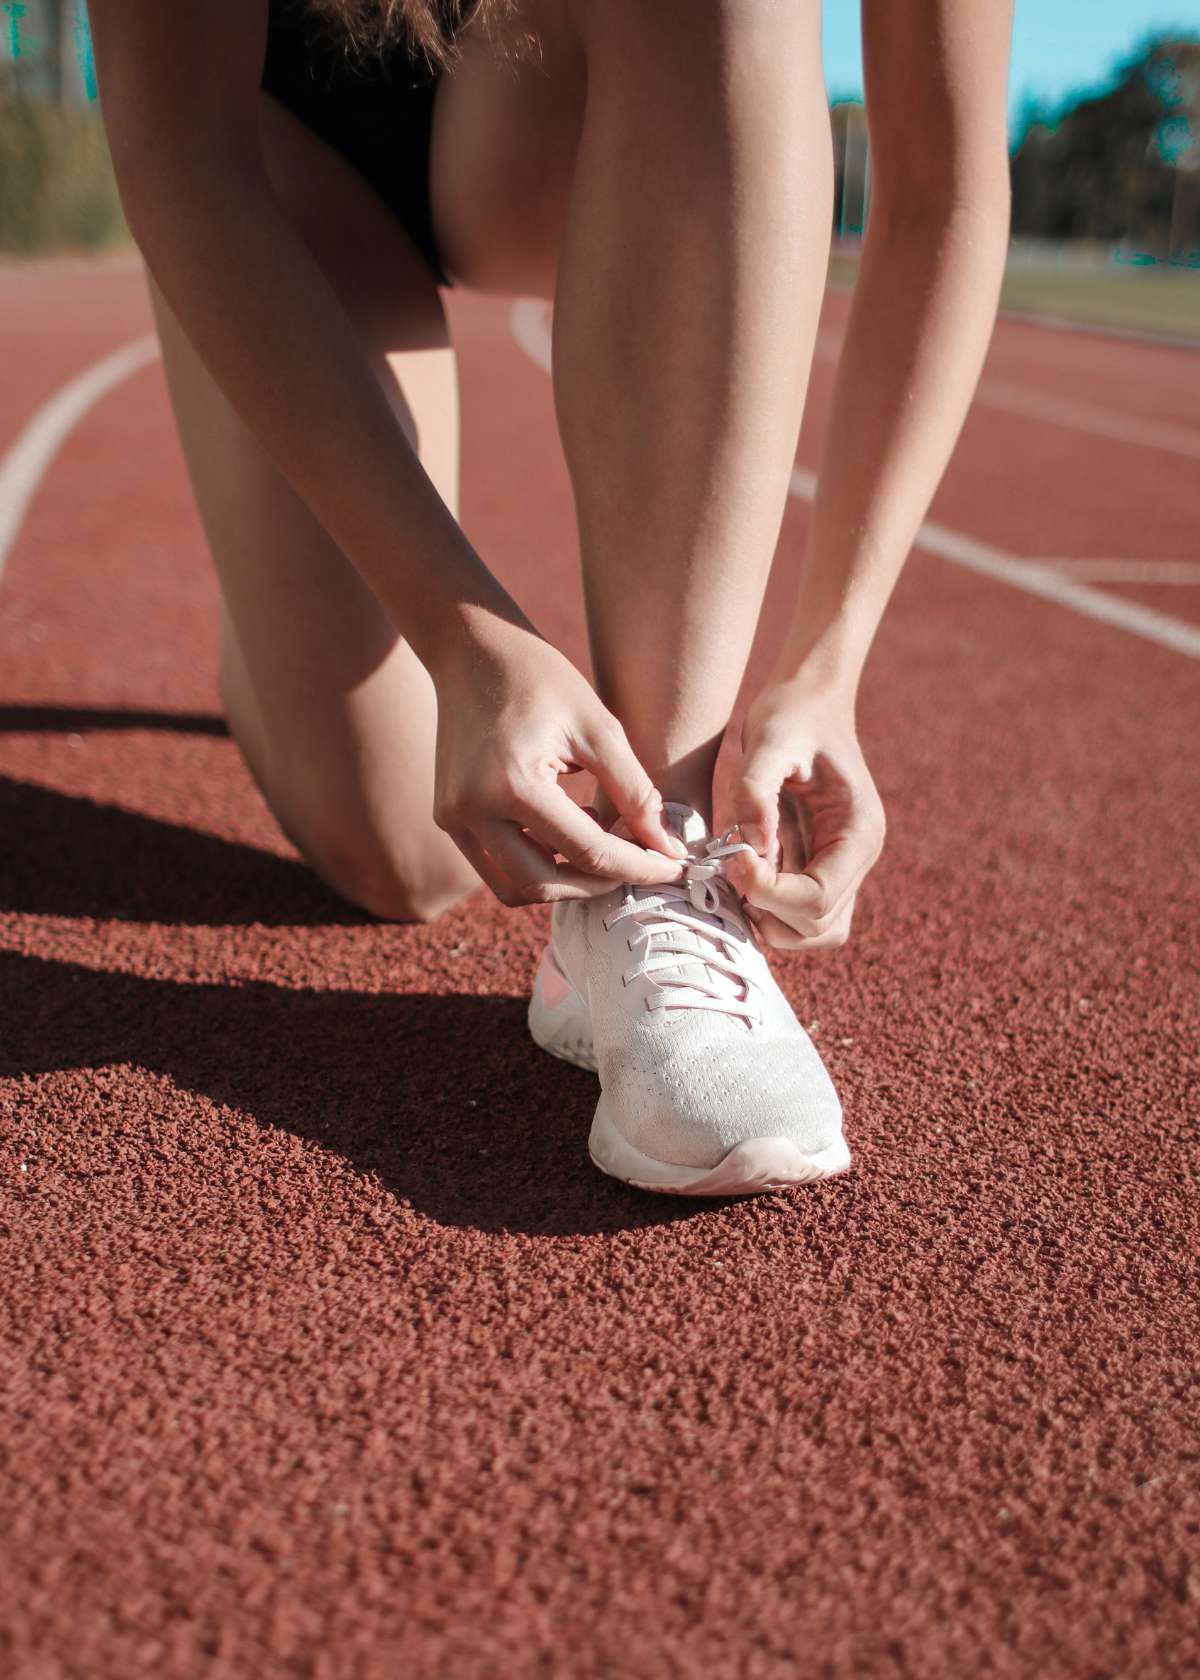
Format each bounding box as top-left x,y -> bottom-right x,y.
429,614 -> 688,906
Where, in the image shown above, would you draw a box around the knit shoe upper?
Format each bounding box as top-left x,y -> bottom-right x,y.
549,804 -> 844,1171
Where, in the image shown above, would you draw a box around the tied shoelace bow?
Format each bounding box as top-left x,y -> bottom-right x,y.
603,827 -> 762,1026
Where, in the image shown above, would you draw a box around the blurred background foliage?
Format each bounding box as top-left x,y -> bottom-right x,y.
831,28 -> 1200,338
1,0 -> 126,252
1010,34 -> 1200,259
1,5 -> 1198,335
0,92 -> 125,252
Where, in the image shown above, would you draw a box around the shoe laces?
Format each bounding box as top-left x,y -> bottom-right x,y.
604,827 -> 761,1027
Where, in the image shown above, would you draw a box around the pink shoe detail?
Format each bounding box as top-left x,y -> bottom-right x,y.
537,945 -> 577,1009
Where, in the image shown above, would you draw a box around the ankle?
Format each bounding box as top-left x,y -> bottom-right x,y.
595,781 -> 715,834
606,739 -> 720,832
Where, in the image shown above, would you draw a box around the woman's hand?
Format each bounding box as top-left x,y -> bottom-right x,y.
430,614 -> 687,906
726,678 -> 885,951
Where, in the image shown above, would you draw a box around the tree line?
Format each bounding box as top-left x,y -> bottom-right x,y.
1009,34 -> 1200,263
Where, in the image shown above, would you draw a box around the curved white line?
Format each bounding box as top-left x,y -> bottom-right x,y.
509,298 -> 553,375
0,334 -> 160,580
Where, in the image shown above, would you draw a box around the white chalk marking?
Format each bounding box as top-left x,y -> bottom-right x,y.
811,327 -> 1200,462
973,375 -> 1200,463
786,470 -> 1200,661
0,334 -> 160,580
509,297 -> 1200,660
1038,559 -> 1200,586
510,298 -> 553,376
523,295 -> 1200,462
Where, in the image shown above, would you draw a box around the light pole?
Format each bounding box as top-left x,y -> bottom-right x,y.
1167,142 -> 1200,265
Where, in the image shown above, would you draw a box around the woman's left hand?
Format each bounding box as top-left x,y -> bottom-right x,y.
726,679 -> 886,952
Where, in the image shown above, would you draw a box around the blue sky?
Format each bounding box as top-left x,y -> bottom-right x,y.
823,1 -> 1198,127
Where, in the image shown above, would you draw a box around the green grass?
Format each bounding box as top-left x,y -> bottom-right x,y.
997,266 -> 1200,340
827,251 -> 1200,342
0,95 -> 129,255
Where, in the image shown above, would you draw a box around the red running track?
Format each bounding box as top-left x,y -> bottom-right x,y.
1,255 -> 1198,1679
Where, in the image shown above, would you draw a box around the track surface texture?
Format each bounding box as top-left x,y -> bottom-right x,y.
2,256 -> 1198,1680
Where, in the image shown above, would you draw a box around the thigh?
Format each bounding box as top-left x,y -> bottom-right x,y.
430,0 -> 821,298
150,93 -> 477,919
430,0 -> 586,297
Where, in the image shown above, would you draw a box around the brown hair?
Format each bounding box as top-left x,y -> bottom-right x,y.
302,0 -> 507,68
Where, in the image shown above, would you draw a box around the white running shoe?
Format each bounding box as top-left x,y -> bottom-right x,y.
528,803 -> 850,1196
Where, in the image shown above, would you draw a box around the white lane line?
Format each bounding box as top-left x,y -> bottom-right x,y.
811,327 -> 1200,462
914,522 -> 1200,659
510,298 -> 553,375
1039,559 -> 1200,585
973,375 -> 1200,463
787,470 -> 1200,660
523,296 -> 1200,462
507,299 -> 1200,660
20,309 -> 1194,672
0,334 -> 160,581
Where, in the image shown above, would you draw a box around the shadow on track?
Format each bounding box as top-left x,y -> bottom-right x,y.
0,773 -> 365,927
0,950 -> 698,1238
0,715 -> 712,1235
0,705 -> 230,736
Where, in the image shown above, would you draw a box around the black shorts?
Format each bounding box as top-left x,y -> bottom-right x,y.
260,0 -> 454,286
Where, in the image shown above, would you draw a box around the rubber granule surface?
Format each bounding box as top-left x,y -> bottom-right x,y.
1,268 -> 1198,1679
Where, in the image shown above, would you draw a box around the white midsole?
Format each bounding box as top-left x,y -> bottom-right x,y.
529,948 -> 851,1197
589,1095 -> 851,1197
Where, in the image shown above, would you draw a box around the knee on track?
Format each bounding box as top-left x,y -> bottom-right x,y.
313,843 -> 480,925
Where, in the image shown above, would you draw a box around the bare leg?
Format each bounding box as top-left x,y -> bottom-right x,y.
435,0 -> 831,827
164,0 -> 829,918
152,96 -> 478,920
552,0 -> 832,823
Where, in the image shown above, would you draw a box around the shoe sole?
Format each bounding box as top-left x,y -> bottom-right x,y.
589,1096 -> 851,1198
530,949 -> 851,1197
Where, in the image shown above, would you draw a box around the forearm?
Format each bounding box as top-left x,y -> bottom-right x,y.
778,195 -> 1010,692
123,165 -> 528,670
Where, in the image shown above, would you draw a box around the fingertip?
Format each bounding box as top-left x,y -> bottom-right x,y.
645,795 -> 687,859
730,845 -> 772,889
634,805 -> 688,860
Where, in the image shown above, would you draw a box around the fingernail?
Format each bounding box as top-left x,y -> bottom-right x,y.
667,835 -> 689,859
741,822 -> 767,857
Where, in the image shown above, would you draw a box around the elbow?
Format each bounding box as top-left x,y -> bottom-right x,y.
103,106 -> 264,238
868,179 -> 1011,248
99,132 -> 172,256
